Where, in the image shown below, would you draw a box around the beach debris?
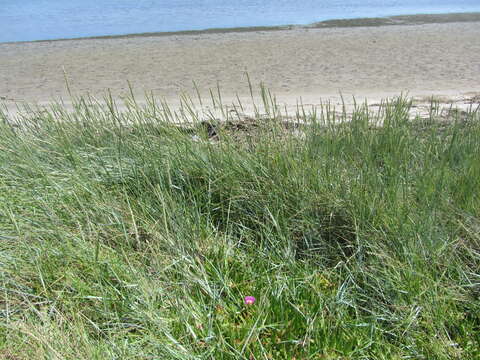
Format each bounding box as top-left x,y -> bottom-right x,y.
179,113 -> 306,143
465,94 -> 480,105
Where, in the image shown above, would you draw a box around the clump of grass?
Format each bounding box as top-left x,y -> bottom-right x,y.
0,90 -> 479,359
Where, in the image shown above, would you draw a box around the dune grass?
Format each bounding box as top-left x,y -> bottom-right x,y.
0,91 -> 479,359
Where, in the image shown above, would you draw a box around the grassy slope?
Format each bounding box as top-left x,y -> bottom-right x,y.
0,94 -> 479,359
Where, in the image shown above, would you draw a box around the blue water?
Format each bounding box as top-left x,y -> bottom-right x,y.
1,0 -> 479,43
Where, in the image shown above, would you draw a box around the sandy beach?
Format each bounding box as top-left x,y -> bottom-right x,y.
1,13 -> 480,114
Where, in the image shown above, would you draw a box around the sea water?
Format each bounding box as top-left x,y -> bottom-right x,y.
1,0 -> 480,43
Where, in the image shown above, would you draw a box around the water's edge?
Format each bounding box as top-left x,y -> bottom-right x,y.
3,12 -> 480,45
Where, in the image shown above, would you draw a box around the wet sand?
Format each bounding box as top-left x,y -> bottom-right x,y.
1,13 -> 480,114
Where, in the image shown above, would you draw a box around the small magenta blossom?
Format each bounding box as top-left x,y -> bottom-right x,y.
244,296 -> 256,305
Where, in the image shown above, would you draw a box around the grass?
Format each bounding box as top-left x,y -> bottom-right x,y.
0,90 -> 479,359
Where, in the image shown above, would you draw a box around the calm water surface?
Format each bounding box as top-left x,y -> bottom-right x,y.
1,0 -> 480,43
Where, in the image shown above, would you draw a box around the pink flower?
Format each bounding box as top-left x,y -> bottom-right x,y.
244,296 -> 256,305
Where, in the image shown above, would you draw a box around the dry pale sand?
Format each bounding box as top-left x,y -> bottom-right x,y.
1,14 -> 480,115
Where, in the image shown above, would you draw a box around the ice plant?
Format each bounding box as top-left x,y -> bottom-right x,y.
244,296 -> 256,305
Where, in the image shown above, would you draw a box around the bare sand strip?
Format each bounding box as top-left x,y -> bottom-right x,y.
1,13 -> 480,116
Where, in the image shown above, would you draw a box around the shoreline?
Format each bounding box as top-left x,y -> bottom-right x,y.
1,15 -> 479,115
2,12 -> 480,45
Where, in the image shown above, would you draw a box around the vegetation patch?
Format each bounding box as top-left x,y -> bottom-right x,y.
0,93 -> 479,359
